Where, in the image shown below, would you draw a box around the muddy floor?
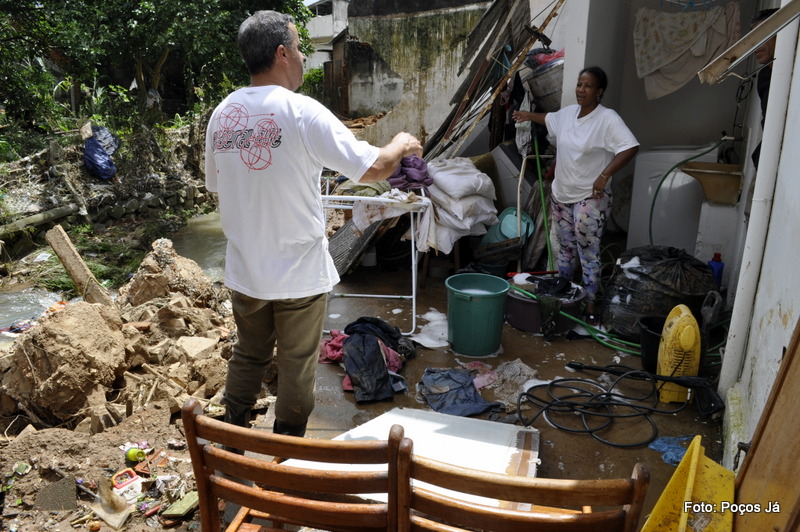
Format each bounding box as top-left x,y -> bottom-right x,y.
316,255 -> 723,530
0,237 -> 723,531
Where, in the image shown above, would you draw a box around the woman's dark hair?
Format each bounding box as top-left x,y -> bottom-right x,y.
580,66 -> 608,91
579,66 -> 608,101
238,11 -> 295,75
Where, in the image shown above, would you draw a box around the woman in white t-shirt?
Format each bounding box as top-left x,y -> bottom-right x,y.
512,66 -> 639,326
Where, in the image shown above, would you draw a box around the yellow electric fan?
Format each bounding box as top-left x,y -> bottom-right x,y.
657,304 -> 701,403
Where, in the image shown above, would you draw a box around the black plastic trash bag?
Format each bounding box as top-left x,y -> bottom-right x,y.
603,245 -> 718,339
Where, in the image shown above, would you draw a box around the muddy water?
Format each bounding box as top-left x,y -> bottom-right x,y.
170,212 -> 226,282
0,213 -> 226,348
0,286 -> 64,350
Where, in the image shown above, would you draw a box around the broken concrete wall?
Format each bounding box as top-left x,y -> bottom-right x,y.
334,2 -> 488,146
345,40 -> 405,118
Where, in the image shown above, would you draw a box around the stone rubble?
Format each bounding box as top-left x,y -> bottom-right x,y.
0,238 -> 248,531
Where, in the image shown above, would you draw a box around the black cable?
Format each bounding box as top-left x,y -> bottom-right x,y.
516,368 -> 687,448
569,363 -> 725,418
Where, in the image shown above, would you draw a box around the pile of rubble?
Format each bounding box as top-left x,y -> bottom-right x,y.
0,238 -> 248,530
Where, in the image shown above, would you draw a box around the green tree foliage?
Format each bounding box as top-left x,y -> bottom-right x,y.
300,67 -> 325,104
0,1 -> 65,127
1,0 -> 312,130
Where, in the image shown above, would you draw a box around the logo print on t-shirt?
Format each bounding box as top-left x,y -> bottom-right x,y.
213,104 -> 283,171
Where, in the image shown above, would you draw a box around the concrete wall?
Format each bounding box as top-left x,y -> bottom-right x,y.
307,14 -> 334,71
345,3 -> 489,146
345,40 -> 405,117
305,0 -> 350,72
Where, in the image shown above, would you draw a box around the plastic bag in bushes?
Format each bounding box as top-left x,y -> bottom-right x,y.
84,136 -> 117,180
602,245 -> 718,339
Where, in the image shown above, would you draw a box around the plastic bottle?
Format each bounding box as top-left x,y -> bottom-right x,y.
708,253 -> 724,288
125,447 -> 146,462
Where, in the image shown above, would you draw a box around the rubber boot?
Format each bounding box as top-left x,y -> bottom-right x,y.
223,402 -> 252,428
222,401 -> 252,455
273,420 -> 307,438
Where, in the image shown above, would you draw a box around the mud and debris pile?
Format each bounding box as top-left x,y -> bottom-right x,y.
0,238 -> 246,531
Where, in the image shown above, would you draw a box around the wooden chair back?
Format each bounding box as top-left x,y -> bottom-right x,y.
396,437 -> 649,532
182,398 -> 404,532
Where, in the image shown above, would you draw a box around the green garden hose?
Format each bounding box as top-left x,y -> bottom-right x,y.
510,285 -> 641,355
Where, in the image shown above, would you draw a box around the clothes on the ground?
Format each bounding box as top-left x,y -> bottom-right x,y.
417,368 -> 505,417
343,334 -> 407,402
343,316 -> 416,360
319,317 -> 412,401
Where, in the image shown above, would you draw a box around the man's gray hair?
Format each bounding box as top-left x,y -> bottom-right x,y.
238,10 -> 295,75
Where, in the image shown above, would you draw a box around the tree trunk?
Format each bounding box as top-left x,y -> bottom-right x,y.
0,204 -> 79,239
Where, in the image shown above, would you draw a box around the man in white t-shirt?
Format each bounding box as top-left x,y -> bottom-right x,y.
205,10 -> 422,438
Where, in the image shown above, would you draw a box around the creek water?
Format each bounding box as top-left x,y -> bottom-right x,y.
0,213 -> 227,344
170,212 -> 227,282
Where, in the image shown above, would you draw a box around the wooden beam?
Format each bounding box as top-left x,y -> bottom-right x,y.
45,224 -> 115,307
698,0 -> 800,84
448,0 -> 566,157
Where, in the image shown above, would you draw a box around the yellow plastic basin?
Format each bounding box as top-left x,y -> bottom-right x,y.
678,162 -> 743,205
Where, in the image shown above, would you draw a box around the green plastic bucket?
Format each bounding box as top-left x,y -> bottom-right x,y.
445,273 -> 510,356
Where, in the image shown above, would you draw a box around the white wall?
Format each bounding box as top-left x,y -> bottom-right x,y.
722,20 -> 800,469
305,0 -> 349,72
308,14 -> 334,42
306,50 -> 332,72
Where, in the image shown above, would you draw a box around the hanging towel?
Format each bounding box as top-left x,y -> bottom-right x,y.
515,89 -> 533,157
633,3 -> 740,99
